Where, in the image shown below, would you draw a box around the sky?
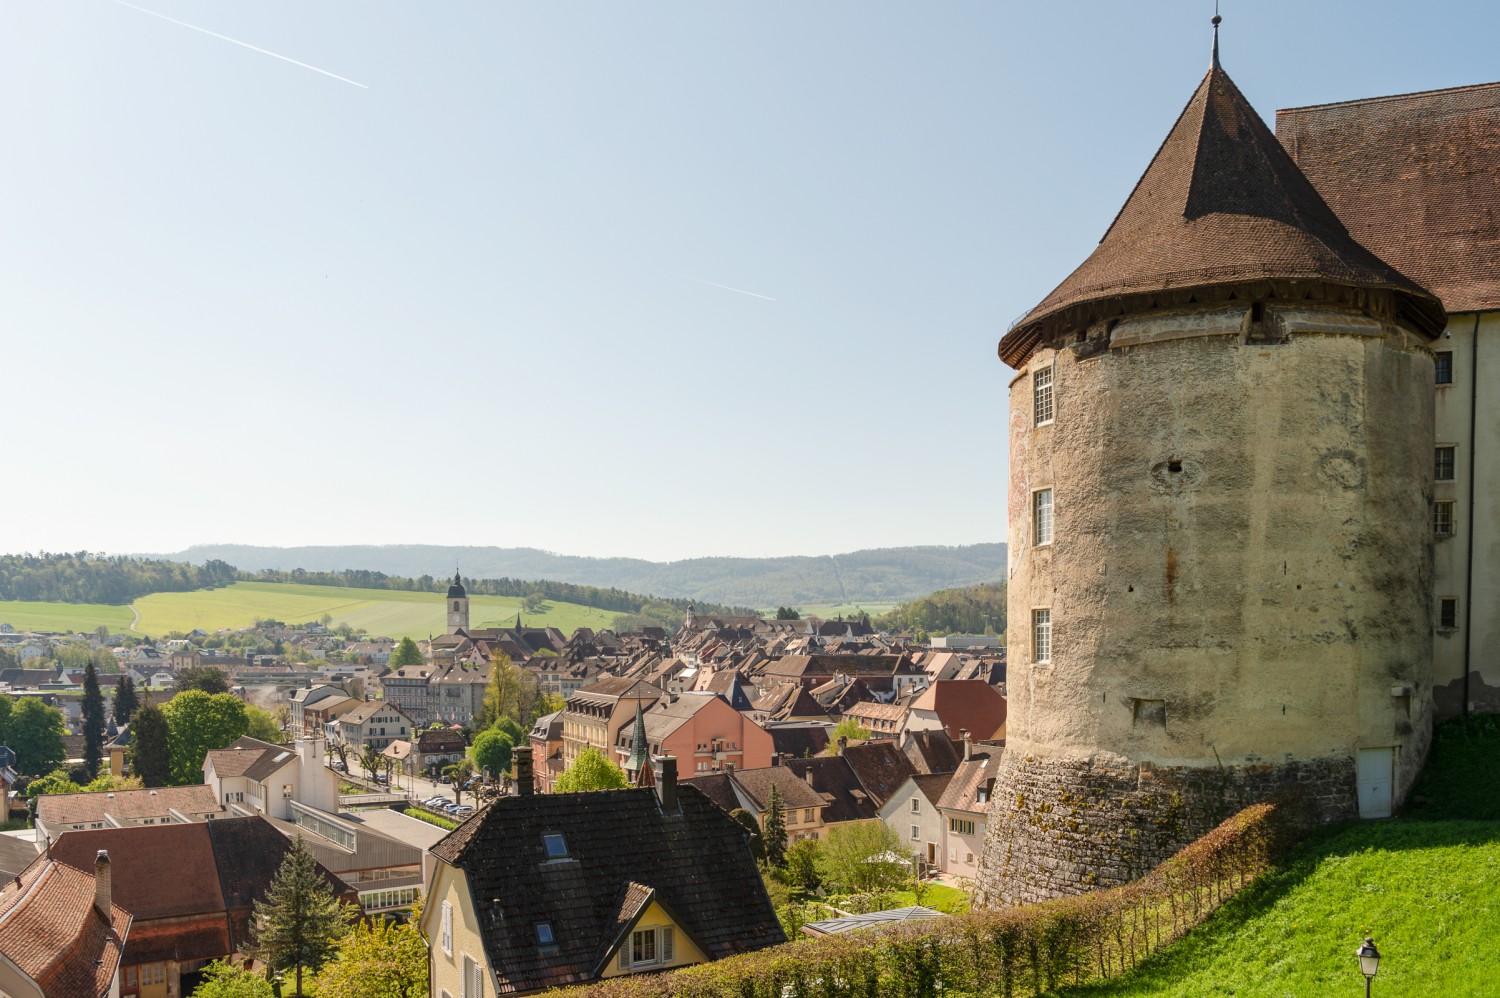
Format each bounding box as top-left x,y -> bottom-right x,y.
3,1 -> 1495,563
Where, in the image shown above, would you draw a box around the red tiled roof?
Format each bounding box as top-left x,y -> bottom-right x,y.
1277,82 -> 1500,314
1001,66 -> 1446,367
909,681 -> 1007,742
38,785 -> 221,826
0,856 -> 130,998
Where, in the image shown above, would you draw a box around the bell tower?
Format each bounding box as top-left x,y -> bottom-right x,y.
446,572 -> 469,635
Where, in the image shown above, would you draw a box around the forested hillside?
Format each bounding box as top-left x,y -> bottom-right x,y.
153,543 -> 1007,605
873,581 -> 1008,636
0,552 -> 237,604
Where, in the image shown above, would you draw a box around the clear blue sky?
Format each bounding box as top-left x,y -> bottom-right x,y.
3,2 -> 1493,562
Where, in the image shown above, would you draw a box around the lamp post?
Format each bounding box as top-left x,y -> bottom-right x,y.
1356,937 -> 1380,997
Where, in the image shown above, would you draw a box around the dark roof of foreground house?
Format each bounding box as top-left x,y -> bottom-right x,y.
431,782 -> 784,994
1277,81 -> 1500,314
1001,63 -> 1445,365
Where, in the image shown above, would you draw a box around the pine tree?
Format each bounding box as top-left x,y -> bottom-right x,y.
82,663 -> 105,780
128,703 -> 172,788
252,835 -> 353,996
112,676 -> 139,726
763,782 -> 788,869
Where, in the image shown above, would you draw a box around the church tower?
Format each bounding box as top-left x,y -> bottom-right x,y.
976,26 -> 1445,907
446,572 -> 469,635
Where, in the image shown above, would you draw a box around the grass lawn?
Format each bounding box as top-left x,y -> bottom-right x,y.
886,882 -> 970,914
132,582 -> 622,639
0,600 -> 135,635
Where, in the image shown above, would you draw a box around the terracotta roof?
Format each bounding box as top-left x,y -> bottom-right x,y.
0,856 -> 130,998
1002,65 -> 1446,366
936,752 -> 998,815
729,766 -> 828,813
902,729 -> 962,775
1277,81 -> 1500,314
38,785 -> 222,826
909,681 -> 1007,741
840,742 -> 919,809
429,785 -> 783,993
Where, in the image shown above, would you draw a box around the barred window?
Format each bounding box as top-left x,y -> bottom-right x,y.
1033,366 -> 1054,425
1435,446 -> 1456,481
1033,609 -> 1052,664
1435,351 -> 1453,385
1034,489 -> 1054,545
1435,501 -> 1456,538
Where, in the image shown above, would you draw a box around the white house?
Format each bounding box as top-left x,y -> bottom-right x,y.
202,735 -> 340,821
334,701 -> 415,755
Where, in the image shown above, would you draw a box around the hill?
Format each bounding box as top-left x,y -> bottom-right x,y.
148,543 -> 1008,606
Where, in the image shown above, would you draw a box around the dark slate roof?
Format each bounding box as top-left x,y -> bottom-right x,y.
678,772 -> 742,815
766,724 -> 831,761
902,729 -> 962,775
780,757 -> 878,824
447,573 -> 467,599
430,785 -> 784,994
840,742 -> 918,810
1277,81 -> 1500,314
1001,65 -> 1446,367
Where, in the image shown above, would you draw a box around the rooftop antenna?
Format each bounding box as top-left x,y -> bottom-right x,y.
1211,2 -> 1222,70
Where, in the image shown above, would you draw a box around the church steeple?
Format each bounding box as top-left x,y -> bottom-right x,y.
445,571 -> 469,635
624,702 -> 651,785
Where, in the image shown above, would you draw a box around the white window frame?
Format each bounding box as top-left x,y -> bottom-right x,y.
1033,365 -> 1055,426
1033,609 -> 1052,664
441,900 -> 453,956
910,798 -> 920,813
1033,488 -> 1054,546
620,926 -> 675,970
1434,501 -> 1456,538
910,824 -> 920,840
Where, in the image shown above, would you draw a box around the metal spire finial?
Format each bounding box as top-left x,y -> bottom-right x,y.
1211,3 -> 1222,70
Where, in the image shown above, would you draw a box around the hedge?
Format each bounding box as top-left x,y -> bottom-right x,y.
536,803 -> 1279,998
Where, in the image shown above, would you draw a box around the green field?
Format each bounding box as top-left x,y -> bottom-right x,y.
0,600 -> 135,635
3,582 -> 625,640
776,603 -> 897,620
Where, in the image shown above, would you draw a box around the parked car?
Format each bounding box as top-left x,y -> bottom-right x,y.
374,774 -> 389,785
331,761 -> 346,772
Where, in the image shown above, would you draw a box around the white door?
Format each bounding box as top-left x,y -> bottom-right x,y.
1356,747 -> 1394,818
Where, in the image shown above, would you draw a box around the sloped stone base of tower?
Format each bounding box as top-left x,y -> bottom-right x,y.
972,752 -> 1356,908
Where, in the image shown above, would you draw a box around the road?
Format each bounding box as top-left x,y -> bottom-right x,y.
338,766 -> 488,809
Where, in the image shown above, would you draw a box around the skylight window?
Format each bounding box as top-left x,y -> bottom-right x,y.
535,922 -> 555,946
542,833 -> 568,859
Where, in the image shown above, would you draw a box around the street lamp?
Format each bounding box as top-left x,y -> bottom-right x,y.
1356,937 -> 1380,997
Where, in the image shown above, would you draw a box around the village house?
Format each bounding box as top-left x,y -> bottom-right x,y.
561,678 -> 666,769
414,727 -> 467,776
333,700 -> 415,754
878,771 -> 958,874
611,691 -> 775,776
202,735 -> 339,820
0,849 -> 130,998
529,709 -> 565,794
905,679 -> 1007,743
379,662 -> 434,726
285,683 -> 346,738
35,785 -> 225,845
936,737 -> 997,882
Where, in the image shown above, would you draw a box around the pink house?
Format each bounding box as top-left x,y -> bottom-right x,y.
615,692 -> 775,776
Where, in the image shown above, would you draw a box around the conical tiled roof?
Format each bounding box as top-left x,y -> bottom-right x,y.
1000,66 -> 1445,366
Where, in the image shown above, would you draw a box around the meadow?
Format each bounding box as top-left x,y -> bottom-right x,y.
3,582 -> 624,639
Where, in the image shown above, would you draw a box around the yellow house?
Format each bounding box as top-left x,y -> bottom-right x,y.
421,749 -> 783,996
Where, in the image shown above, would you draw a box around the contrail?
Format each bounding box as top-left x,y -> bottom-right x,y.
109,0 -> 369,89
689,277 -> 777,301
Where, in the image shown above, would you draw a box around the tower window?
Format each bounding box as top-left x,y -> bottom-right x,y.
1435,446 -> 1456,482
1033,489 -> 1054,545
1439,597 -> 1459,630
1033,366 -> 1054,426
1032,609 -> 1052,664
1434,501 -> 1456,538
1435,351 -> 1454,385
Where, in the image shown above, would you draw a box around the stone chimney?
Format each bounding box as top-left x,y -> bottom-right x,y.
652,755 -> 678,813
725,761 -> 734,777
836,736 -> 848,756
94,850 -> 111,917
961,729 -> 972,762
513,746 -> 534,796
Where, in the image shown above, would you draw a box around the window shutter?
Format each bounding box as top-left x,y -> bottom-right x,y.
661,926 -> 674,962
442,901 -> 453,955
618,947 -> 630,971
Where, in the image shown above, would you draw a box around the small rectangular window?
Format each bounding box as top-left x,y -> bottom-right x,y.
1435,351 -> 1454,385
1435,501 -> 1456,538
441,901 -> 453,956
1033,609 -> 1052,664
632,928 -> 657,965
803,808 -> 813,823
1440,597 -> 1459,630
535,922 -> 554,946
1435,446 -> 1456,482
911,798 -> 920,813
1033,366 -> 1055,425
911,824 -> 920,840
542,833 -> 568,858
1034,489 -> 1054,545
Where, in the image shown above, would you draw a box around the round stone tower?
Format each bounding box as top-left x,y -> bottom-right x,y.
446,571 -> 470,635
975,53 -> 1446,907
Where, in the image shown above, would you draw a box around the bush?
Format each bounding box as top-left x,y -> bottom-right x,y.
402,807 -> 458,831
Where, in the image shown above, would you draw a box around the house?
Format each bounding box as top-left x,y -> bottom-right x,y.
414,727 -> 467,776
905,680 -> 1007,742
48,817 -> 356,998
842,700 -> 910,739
0,849 -> 130,998
303,694 -> 361,739
879,772 -> 957,874
529,710 -> 565,794
333,701 -> 414,754
561,678 -> 666,770
936,742 -> 997,882
379,663 -> 433,726
105,724 -> 131,778
285,684 -> 346,738
426,659 -> 493,727
683,764 -> 832,842
422,749 -> 783,996
35,785 -> 225,845
612,692 -> 775,776
202,735 -> 339,821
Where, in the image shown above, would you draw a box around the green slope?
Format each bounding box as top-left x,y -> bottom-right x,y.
0,600 -> 135,634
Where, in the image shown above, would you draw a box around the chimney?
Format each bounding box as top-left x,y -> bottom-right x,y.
725,761 -> 734,777
771,754 -> 781,768
94,850 -> 111,917
836,736 -> 848,756
652,756 -> 678,813
513,746 -> 534,796
961,729 -> 972,762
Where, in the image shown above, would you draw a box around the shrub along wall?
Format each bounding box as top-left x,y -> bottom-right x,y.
536,804 -> 1279,998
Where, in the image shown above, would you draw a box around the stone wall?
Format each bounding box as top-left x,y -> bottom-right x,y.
973,751 -> 1355,908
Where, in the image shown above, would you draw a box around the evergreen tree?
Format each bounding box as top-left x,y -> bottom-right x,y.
252,834 -> 353,996
128,703 -> 173,788
112,675 -> 139,725
763,783 -> 788,869
82,663 -> 105,779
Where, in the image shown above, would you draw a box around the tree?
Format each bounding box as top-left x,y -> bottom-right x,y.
113,676 -> 139,725
494,716 -> 527,745
82,663 -> 106,780
162,690 -> 249,784
553,746 -> 628,794
816,820 -> 913,894
7,697 -> 67,778
252,835 -> 354,996
245,705 -> 284,744
309,894 -> 427,998
476,655 -> 541,732
174,666 -> 232,696
539,691 -> 567,716
832,718 -> 873,743
389,637 -> 424,668
762,783 -> 788,869
359,745 -> 383,782
471,728 -> 513,779
776,606 -> 802,620
784,838 -> 822,892
190,960 -> 276,998
25,769 -> 82,799
129,703 -> 173,787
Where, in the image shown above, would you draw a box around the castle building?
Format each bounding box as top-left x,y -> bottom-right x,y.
976,33 -> 1447,906
446,572 -> 469,635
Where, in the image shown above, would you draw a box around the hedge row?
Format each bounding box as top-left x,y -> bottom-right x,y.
537,803 -> 1279,998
